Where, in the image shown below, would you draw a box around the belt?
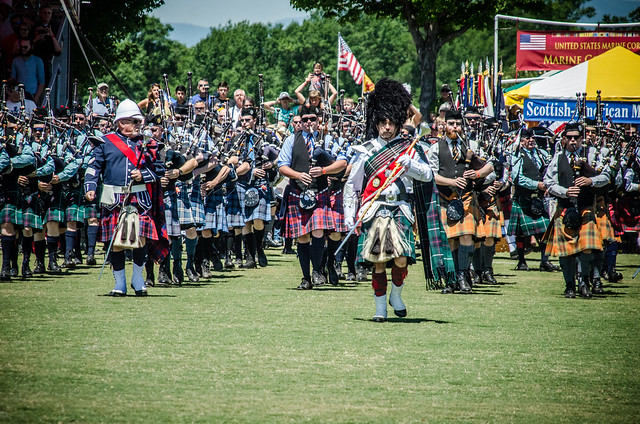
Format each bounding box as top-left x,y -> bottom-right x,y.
378,193 -> 410,203
106,184 -> 147,194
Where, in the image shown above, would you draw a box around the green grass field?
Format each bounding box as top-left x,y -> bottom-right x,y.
1,248 -> 639,423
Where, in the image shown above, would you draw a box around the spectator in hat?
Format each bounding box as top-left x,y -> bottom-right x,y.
263,91 -> 299,130
86,82 -> 115,117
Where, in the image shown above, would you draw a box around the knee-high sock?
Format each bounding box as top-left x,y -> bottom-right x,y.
254,227 -> 265,252
559,256 -> 576,290
516,236 -> 527,263
578,252 -> 594,280
458,244 -> 475,272
201,236 -> 212,262
472,248 -> 482,272
34,239 -> 46,263
297,241 -> 311,281
225,234 -> 234,256
185,237 -> 198,269
233,233 -> 243,260
391,263 -> 408,287
111,250 -> 125,271
371,270 -> 388,296
65,230 -> 77,256
46,235 -> 59,260
605,242 -> 618,272
170,236 -> 183,268
22,235 -> 33,264
592,250 -> 604,279
346,236 -> 357,274
1,235 -> 15,268
310,236 -> 325,273
132,244 -> 147,267
482,244 -> 495,271
452,248 -> 459,273
327,238 -> 340,270
86,225 -> 98,256
243,233 -> 256,261
284,237 -> 293,251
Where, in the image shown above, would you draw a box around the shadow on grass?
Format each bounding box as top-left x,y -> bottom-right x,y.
98,293 -> 178,298
353,317 -> 450,324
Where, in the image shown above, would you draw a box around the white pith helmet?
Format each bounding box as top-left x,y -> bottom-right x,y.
114,99 -> 144,122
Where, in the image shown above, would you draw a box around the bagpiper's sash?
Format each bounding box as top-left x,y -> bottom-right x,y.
361,136 -> 414,204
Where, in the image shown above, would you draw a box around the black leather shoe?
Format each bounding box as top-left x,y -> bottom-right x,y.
47,261 -> 62,273
328,264 -> 339,286
336,267 -> 345,280
346,272 -> 356,282
440,285 -> 454,294
564,289 -> 576,298
470,270 -> 481,286
312,270 -> 326,286
296,278 -> 312,290
22,261 -> 33,278
282,247 -> 296,255
482,268 -> 498,284
172,268 -> 184,286
10,267 -> 18,277
592,277 -> 604,294
201,261 -> 212,278
224,255 -> 235,268
539,261 -> 559,272
608,268 -> 623,282
0,266 -> 10,281
86,255 -> 96,266
239,259 -> 256,269
109,290 -> 126,297
63,254 -> 76,269
135,289 -> 148,297
458,271 -> 471,293
516,261 -> 530,271
257,249 -> 268,267
372,316 -> 386,323
579,282 -> 592,299
355,266 -> 367,282
157,270 -> 171,285
186,267 -> 200,282
33,260 -> 45,274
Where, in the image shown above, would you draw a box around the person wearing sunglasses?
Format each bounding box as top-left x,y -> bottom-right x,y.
84,99 -> 168,297
542,122 -> 611,299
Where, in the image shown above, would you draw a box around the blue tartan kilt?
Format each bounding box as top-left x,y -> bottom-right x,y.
100,193 -> 158,242
225,186 -> 245,229
507,199 -> 550,236
163,190 -> 183,237
64,187 -> 87,222
0,190 -> 23,225
167,179 -> 205,231
204,189 -> 228,234
238,183 -> 271,223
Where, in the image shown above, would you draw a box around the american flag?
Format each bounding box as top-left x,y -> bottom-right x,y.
338,34 -> 365,85
520,33 -> 546,50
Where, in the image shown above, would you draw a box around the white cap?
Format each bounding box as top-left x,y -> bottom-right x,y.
114,99 -> 143,123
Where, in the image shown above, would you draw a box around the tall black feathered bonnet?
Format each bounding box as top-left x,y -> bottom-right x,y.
365,77 -> 412,139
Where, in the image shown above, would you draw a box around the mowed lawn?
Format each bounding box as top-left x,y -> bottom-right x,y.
1,248 -> 639,423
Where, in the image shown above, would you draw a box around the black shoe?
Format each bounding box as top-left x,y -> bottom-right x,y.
296,278 -> 312,290
509,250 -> 519,260
134,289 -> 148,297
336,267 -> 345,280
22,261 -> 33,278
346,272 -> 356,282
145,277 -> 155,287
157,270 -> 171,285
441,285 -> 454,294
186,267 -> 200,282
579,282 -> 592,299
328,264 -> 339,286
201,261 -> 212,278
86,254 -> 96,266
608,268 -> 623,282
224,255 -> 235,269
33,260 -> 45,274
516,261 -> 530,271
63,255 -> 76,269
172,267 -> 184,286
257,249 -> 268,267
482,268 -> 498,284
470,270 -> 481,286
356,266 -> 367,282
10,267 -> 18,277
312,270 -> 326,287
282,247 -> 296,255
109,290 -> 126,297
47,260 -> 62,273
539,261 -> 559,272
457,271 -> 471,293
592,277 -> 604,294
0,266 -> 10,281
239,259 -> 256,269
265,235 -> 280,248
564,289 -> 576,298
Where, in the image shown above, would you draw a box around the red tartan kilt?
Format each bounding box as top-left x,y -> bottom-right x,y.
330,190 -> 348,233
608,199 -> 625,236
617,193 -> 640,232
283,188 -> 334,239
100,208 -> 158,242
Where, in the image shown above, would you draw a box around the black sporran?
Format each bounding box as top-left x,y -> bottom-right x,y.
299,189 -> 317,210
446,198 -> 464,221
244,187 -> 260,208
530,197 -> 545,218
563,206 -> 581,230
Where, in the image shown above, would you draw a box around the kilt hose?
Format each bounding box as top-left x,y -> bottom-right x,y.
283,185 -> 334,239
203,188 -> 228,235
544,206 -> 602,258
237,182 -> 271,223
225,185 -> 245,229
507,198 -> 550,237
100,193 -> 158,243
330,189 -> 348,233
439,191 -> 479,239
356,206 -> 416,265
476,197 -> 503,240
595,196 -> 616,243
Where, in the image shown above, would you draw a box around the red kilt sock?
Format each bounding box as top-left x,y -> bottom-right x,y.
391,263 -> 408,287
371,270 -> 388,296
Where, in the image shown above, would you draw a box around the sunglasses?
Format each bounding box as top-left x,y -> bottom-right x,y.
292,120 -> 302,124
240,118 -> 253,122
301,116 -> 317,122
122,119 -> 142,125
565,134 -> 581,140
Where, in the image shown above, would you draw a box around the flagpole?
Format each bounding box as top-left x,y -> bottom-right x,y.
336,32 -> 340,97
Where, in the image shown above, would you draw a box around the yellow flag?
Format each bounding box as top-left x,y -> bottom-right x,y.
363,73 -> 375,93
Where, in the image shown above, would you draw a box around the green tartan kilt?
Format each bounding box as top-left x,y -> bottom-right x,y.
356,207 -> 416,265
64,186 -> 86,222
43,189 -> 65,224
21,194 -> 43,229
507,200 -> 549,236
1,202 -> 23,225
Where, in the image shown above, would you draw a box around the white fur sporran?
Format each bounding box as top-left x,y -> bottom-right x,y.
361,215 -> 409,263
113,205 -> 143,249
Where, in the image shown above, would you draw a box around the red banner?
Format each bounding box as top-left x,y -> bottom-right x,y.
516,30 -> 640,71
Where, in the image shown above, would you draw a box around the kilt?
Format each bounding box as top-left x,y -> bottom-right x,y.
607,200 -> 625,237
477,201 -> 503,239
544,206 -> 602,257
204,188 -> 228,234
43,187 -> 65,223
356,207 -> 416,264
329,189 -> 348,233
84,203 -> 100,220
21,193 -> 43,229
439,191 -> 479,239
100,193 -> 158,242
1,188 -> 22,225
283,185 -> 334,239
225,185 -> 245,229
595,197 -> 616,243
617,193 -> 640,232
163,179 -> 205,236
238,182 -> 271,223
507,199 -> 549,236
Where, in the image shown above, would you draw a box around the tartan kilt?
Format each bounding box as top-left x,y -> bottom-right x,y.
100,193 -> 158,242
544,206 -> 602,257
43,186 -> 65,223
225,186 -> 245,228
507,200 -> 550,236
1,202 -> 23,225
607,200 -> 625,237
163,190 -> 183,237
477,201 -> 503,239
238,183 -> 271,223
330,189 -> 348,233
283,186 -> 334,239
204,189 -> 228,234
439,191 -> 478,239
617,193 -> 640,232
595,197 -> 616,243
21,197 -> 43,229
64,186 -> 86,222
356,209 -> 416,264
84,203 -> 100,220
